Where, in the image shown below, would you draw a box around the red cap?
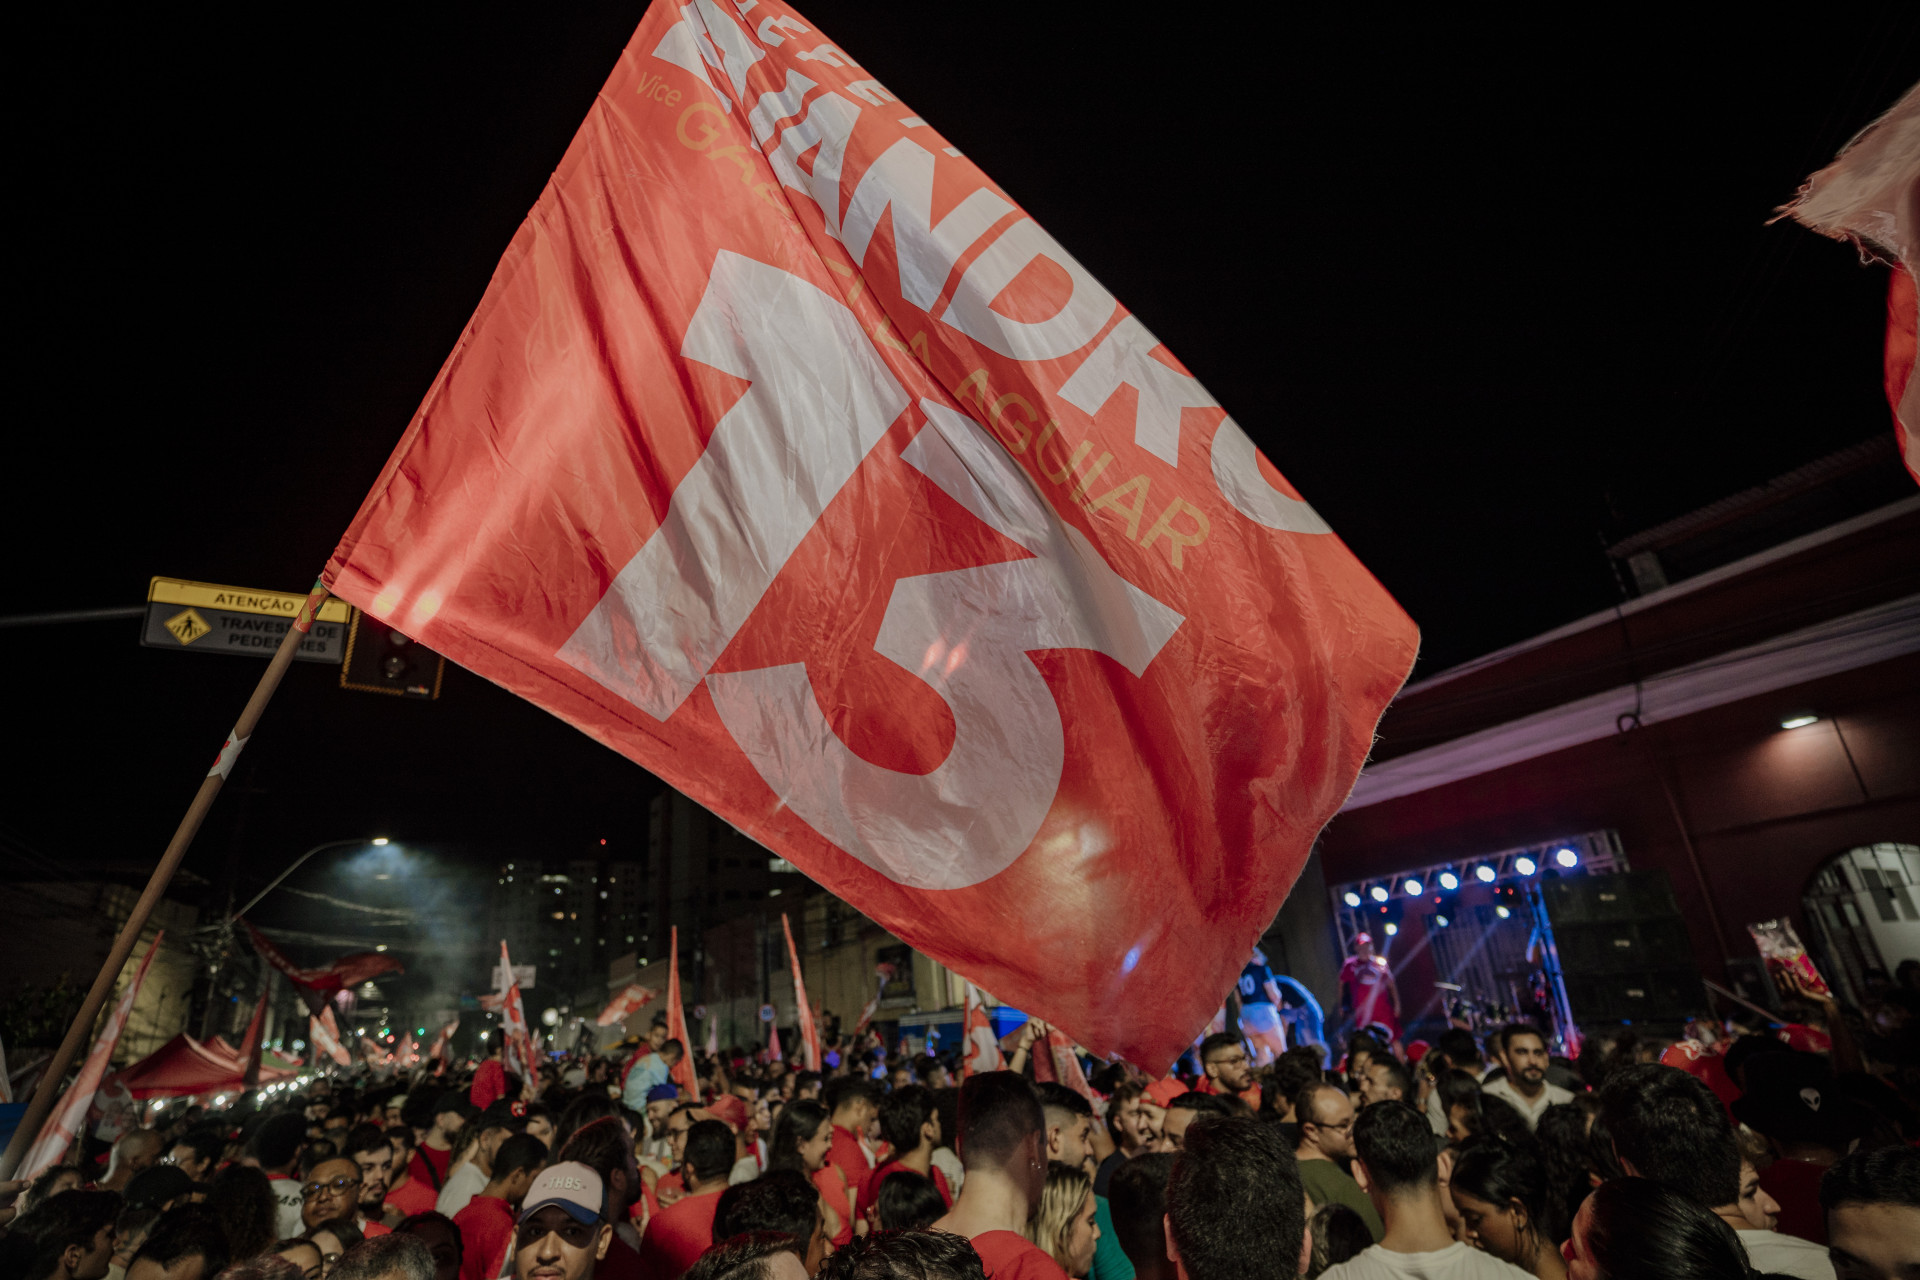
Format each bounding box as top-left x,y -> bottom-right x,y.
704,1093 -> 750,1132
1143,1078 -> 1188,1108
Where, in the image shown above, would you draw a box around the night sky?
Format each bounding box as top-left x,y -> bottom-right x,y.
7,4 -> 1916,948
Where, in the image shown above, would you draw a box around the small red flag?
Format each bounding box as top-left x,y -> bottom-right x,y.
19,934 -> 162,1178
665,927 -> 701,1103
961,983 -> 1003,1079
782,915 -> 822,1072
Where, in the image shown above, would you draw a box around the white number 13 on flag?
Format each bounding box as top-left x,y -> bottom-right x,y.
562,251 -> 1184,889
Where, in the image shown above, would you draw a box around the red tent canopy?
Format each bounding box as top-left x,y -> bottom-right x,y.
105,1033 -> 293,1099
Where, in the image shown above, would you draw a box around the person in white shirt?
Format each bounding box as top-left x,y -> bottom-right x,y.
1478,1025 -> 1570,1130
1600,1063 -> 1834,1280
1730,1159 -> 1833,1280
1320,1101 -> 1532,1280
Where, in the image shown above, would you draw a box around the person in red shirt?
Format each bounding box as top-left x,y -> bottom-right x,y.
821,1078 -> 880,1193
414,1093 -> 478,1195
856,1085 -> 951,1225
636,1120 -> 734,1279
933,1072 -> 1067,1280
385,1126 -> 441,1220
1338,933 -> 1401,1043
508,1161 -> 612,1280
453,1132 -> 546,1280
471,1041 -> 509,1112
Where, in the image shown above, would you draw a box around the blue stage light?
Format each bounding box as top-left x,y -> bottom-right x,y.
1555,848 -> 1579,868
1438,871 -> 1459,891
1475,865 -> 1496,883
1343,891 -> 1362,908
1404,878 -> 1423,896
1515,856 -> 1537,875
1370,885 -> 1389,903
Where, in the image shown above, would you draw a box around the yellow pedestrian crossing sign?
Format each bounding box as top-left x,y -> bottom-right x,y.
141,577 -> 350,664
163,607 -> 212,644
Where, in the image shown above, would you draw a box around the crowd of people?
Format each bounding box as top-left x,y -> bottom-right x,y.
4,986 -> 1919,1280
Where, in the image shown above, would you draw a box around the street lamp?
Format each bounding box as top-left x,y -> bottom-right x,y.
234,839 -> 394,918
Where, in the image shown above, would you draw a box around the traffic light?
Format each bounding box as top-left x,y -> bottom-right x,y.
341,609 -> 445,699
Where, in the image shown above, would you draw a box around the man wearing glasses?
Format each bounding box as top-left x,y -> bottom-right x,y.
300,1156 -> 392,1238
1197,1032 -> 1259,1109
1292,1081 -> 1382,1242
510,1162 -> 611,1280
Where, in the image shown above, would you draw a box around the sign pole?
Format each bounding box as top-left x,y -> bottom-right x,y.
0,581 -> 330,1179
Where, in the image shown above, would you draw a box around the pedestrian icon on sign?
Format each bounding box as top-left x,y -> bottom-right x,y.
163,608 -> 211,645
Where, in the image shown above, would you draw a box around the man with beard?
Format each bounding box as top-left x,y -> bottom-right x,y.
1479,1025 -> 1568,1130
1197,1034 -> 1258,1110
346,1125 -> 403,1227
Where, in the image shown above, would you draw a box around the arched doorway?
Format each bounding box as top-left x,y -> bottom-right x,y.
1801,842 -> 1920,1006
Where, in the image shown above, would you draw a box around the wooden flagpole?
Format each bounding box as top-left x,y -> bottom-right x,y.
0,581 -> 330,1179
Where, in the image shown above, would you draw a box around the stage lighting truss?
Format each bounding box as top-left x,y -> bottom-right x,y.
1327,829 -> 1626,934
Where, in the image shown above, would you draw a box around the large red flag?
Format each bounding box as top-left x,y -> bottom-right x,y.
321,0 -> 1417,1067
665,927 -> 702,1102
20,935 -> 162,1179
782,914 -> 822,1072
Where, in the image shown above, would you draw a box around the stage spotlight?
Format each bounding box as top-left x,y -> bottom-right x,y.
1436,914 -> 1450,927
1475,865 -> 1496,883
1495,905 -> 1511,919
1515,856 -> 1537,875
1370,885 -> 1389,902
1343,891 -> 1362,908
1438,871 -> 1459,891
1555,848 -> 1579,868
1404,878 -> 1423,896
1384,922 -> 1399,936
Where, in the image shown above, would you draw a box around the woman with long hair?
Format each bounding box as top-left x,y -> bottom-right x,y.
1028,1162 -> 1099,1279
207,1164 -> 281,1263
768,1099 -> 851,1248
1449,1139 -> 1565,1279
1534,1097 -> 1602,1245
1444,1079 -> 1531,1147
1567,1178 -> 1755,1280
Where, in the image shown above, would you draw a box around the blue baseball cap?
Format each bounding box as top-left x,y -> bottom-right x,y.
517,1161 -> 604,1225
